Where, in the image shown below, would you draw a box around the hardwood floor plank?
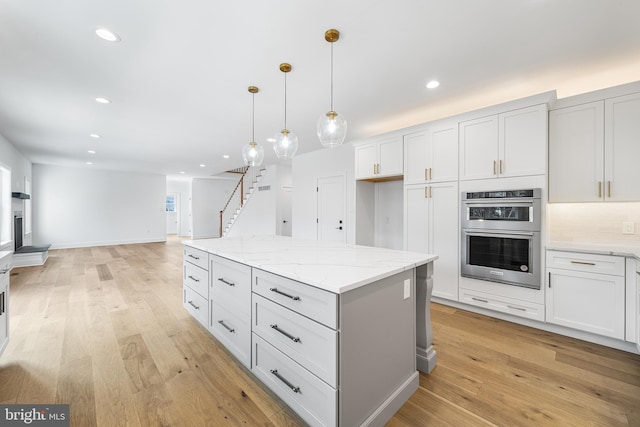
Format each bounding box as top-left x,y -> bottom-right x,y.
56,356 -> 97,427
96,264 -> 114,281
119,334 -> 164,394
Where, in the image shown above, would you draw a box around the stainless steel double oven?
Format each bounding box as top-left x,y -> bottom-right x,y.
461,189 -> 541,289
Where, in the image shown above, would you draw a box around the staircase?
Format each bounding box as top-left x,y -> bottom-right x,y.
219,165 -> 266,237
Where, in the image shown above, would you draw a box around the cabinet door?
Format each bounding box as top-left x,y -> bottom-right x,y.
549,101 -> 605,202
459,115 -> 498,180
378,137 -> 403,177
0,279 -> 8,357
355,143 -> 377,180
547,269 -> 625,339
430,122 -> 459,182
605,92 -> 640,201
499,104 -> 547,178
428,182 -> 459,301
404,185 -> 429,253
403,131 -> 428,185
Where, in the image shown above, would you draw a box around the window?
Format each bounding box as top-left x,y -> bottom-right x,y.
166,195 -> 176,212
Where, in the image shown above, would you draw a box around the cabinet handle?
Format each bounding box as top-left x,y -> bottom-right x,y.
0,269 -> 8,275
270,324 -> 301,343
500,160 -> 504,174
607,181 -> 611,198
188,275 -> 199,283
1,291 -> 4,315
373,164 -> 377,175
218,320 -> 235,333
493,160 -> 497,175
270,369 -> 301,393
570,260 -> 596,266
425,168 -> 428,181
424,186 -> 428,199
428,186 -> 432,198
429,167 -> 433,180
269,287 -> 301,301
187,300 -> 200,310
507,305 -> 526,312
188,254 -> 200,260
218,277 -> 235,287
472,297 -> 488,303
548,272 -> 551,288
598,181 -> 602,198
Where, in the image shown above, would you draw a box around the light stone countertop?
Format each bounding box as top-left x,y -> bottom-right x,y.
546,241 -> 640,261
183,235 -> 437,294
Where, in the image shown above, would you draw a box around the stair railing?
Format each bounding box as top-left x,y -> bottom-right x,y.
219,166 -> 262,237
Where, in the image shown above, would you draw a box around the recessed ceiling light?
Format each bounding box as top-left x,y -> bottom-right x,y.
89,133 -> 101,138
88,150 -> 96,154
180,171 -> 185,174
426,80 -> 440,89
200,164 -> 205,168
95,28 -> 121,42
86,161 -> 93,165
266,138 -> 276,143
95,97 -> 111,104
223,155 -> 230,159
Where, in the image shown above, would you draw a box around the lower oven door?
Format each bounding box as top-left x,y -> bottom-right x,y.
461,229 -> 541,289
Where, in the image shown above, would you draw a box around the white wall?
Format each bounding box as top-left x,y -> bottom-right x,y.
32,164 -> 166,248
167,177 -> 191,237
292,144 -> 356,244
191,177 -> 237,239
375,180 -> 404,250
226,165 -> 278,237
0,133 -> 32,250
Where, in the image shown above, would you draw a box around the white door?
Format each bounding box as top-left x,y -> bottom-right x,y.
317,175 -> 345,243
166,193 -> 179,235
280,186 -> 292,237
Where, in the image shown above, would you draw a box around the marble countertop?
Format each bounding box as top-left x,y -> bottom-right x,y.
547,241 -> 640,261
183,235 -> 437,294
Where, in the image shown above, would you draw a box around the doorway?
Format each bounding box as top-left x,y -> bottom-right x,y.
316,175 -> 345,243
166,193 -> 180,235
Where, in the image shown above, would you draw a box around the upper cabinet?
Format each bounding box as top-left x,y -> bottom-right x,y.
459,104 -> 547,181
549,90 -> 640,202
355,136 -> 403,181
404,121 -> 458,185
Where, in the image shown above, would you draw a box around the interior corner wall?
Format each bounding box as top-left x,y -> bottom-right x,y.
32,164 -> 167,248
226,165 -> 277,238
291,144 -> 356,244
191,177 -> 237,239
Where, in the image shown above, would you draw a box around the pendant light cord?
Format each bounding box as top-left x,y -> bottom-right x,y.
252,92 -> 255,142
284,72 -> 288,129
330,41 -> 334,111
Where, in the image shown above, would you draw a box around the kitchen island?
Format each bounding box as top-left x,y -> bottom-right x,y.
182,236 -> 437,427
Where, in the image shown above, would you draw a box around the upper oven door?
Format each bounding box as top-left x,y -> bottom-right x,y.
461,199 -> 540,231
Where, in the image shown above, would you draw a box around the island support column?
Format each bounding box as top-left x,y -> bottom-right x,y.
416,262 -> 437,373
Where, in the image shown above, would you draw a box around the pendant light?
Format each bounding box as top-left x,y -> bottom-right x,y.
317,29 -> 347,148
273,63 -> 298,159
242,86 -> 264,167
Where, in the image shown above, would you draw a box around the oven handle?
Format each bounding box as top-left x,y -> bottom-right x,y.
463,229 -> 534,238
463,201 -> 535,208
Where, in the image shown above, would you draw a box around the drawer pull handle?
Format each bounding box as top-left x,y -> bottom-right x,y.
0,269 -> 8,275
471,297 -> 488,303
269,288 -> 300,301
570,260 -> 596,266
507,305 -> 526,312
218,320 -> 235,333
270,324 -> 301,343
270,369 -> 300,393
218,278 -> 235,287
188,254 -> 200,260
188,275 -> 200,283
187,300 -> 200,310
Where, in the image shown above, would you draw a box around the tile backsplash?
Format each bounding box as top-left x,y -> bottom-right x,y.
547,202 -> 640,246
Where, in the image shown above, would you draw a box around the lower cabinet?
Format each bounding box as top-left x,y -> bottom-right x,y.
636,264 -> 640,352
183,246 -> 209,328
0,252 -> 10,357
546,250 -> 625,340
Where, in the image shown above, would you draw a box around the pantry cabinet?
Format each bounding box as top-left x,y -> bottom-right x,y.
404,121 -> 458,185
355,136 -> 403,181
546,250 -> 625,340
459,104 -> 547,181
404,182 -> 458,301
549,90 -> 640,202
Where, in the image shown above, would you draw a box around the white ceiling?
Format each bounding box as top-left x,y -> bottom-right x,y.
1,0 -> 639,178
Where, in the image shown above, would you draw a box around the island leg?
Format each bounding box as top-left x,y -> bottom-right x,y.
416,262 -> 437,373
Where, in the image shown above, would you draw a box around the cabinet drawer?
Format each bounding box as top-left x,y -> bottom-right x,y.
253,294 -> 337,387
184,246 -> 208,270
546,250 -> 625,276
184,262 -> 208,299
460,289 -> 544,322
253,269 -> 338,329
183,286 -> 208,328
252,334 -> 337,427
211,255 -> 251,313
210,301 -> 251,368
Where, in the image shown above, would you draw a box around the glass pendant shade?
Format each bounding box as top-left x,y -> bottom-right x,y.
242,141 -> 264,167
317,110 -> 347,148
273,128 -> 298,159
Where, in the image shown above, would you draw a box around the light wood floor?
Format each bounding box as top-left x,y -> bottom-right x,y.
1,236 -> 639,426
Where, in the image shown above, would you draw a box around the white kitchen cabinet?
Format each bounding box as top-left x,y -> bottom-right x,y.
459,104 -> 547,181
549,91 -> 640,202
636,264 -> 640,352
546,250 -> 625,340
404,122 -> 458,185
0,252 -> 10,357
183,246 -> 209,328
355,136 -> 403,181
404,182 -> 458,301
